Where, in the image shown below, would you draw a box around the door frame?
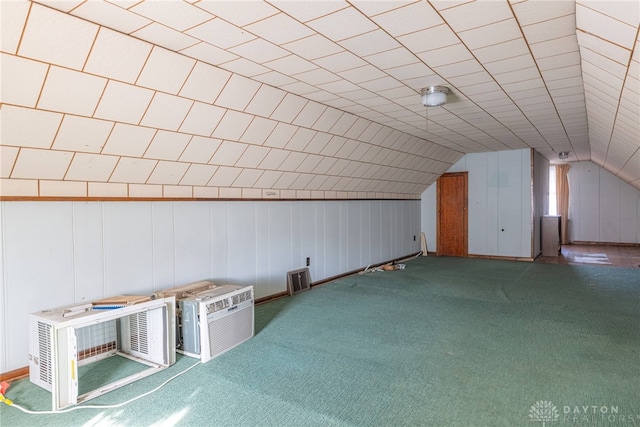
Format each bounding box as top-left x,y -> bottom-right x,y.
436,172 -> 468,256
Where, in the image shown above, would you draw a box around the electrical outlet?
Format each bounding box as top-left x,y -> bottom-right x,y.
306,257 -> 310,266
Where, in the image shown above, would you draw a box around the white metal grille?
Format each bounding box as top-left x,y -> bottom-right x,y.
37,321 -> 52,385
128,311 -> 149,355
206,304 -> 253,359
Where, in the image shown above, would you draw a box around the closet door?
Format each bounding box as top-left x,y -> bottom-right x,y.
437,172 -> 468,257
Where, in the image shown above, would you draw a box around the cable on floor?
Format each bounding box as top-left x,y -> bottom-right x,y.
0,360 -> 201,415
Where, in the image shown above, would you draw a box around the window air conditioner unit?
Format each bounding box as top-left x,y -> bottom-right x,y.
169,284 -> 254,363
28,296 -> 175,411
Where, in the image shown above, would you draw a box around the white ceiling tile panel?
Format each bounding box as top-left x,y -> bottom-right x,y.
137,47 -> 195,94
269,93 -> 309,123
269,0 -> 348,22
258,148 -> 289,169
581,62 -> 624,91
102,123 -> 156,157
521,14 -> 576,44
146,161 -> 189,185
291,102 -> 327,128
305,132 -> 333,154
244,85 -> 287,117
459,19 -> 522,50
179,163 -> 218,186
235,145 -> 271,168
214,74 -> 262,110
473,38 -> 531,64
131,22 -> 200,51
339,29 -> 400,57
130,1 -> 211,31
1,53 -> 48,107
296,154 -> 324,173
274,171 -> 301,189
365,47 -> 420,70
256,170 -> 283,188
264,54 -> 318,75
576,31 -> 633,64
229,38 -> 290,63
308,7 -> 377,41
484,54 -> 537,75
179,136 -> 220,163
209,141 -> 247,166
39,180 -> 87,197
576,3 -> 637,48
283,34 -> 344,61
196,1 -> 279,26
38,66 -> 106,116
109,157 -> 158,184
84,28 -> 151,83
512,0 -> 575,26
232,168 -> 264,187
285,128 -> 316,151
372,2 -> 443,37
250,70 -> 298,87
349,0 -> 419,17
140,92 -> 193,131
211,110 -> 254,140
1,0 -> 29,53
397,24 -> 460,54
338,65 -> 387,84
294,68 -> 341,87
263,123 -> 298,148
187,18 -> 256,49
180,102 -> 226,136
313,52 -> 367,73
246,13 -> 315,44
11,148 -> 73,179
179,62 -> 231,103
320,136 -> 346,157
94,81 -> 154,124
329,114 -> 359,135
279,81 -> 322,96
64,153 -> 119,182
208,166 -> 242,187
52,116 -> 113,153
128,183 -> 162,198
581,48 -> 628,79
530,35 -> 580,58
432,59 -> 484,78
536,51 -> 581,71
71,1 -> 150,34
143,130 -> 191,160
179,42 -> 239,65
279,152 -> 308,172
0,146 -> 19,178
0,105 -> 62,149
441,1 -> 513,31
335,139 -> 359,158
19,4 -> 97,70
239,117 -> 279,145
417,43 -> 474,67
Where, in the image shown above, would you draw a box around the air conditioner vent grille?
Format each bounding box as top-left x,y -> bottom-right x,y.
128,311 -> 149,355
37,321 -> 52,385
207,304 -> 253,359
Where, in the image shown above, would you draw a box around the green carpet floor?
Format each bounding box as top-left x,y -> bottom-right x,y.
2,257 -> 639,426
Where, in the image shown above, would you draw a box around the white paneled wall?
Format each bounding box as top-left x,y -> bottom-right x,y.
569,161 -> 640,243
532,151 -> 550,257
421,148 -> 534,259
0,199 -> 420,372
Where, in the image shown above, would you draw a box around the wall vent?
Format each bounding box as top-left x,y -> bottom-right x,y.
287,268 -> 311,295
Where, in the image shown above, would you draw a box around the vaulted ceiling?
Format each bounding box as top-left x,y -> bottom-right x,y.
1,0 -> 638,199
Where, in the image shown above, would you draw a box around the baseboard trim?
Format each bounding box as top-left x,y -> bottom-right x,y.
467,254 -> 535,262
0,366 -> 28,382
570,241 -> 640,247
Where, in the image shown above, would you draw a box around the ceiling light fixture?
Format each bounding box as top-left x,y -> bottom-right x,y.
558,152 -> 569,160
421,85 -> 449,107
